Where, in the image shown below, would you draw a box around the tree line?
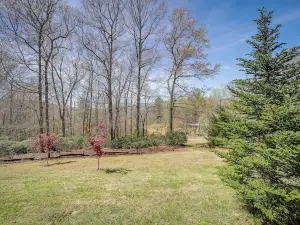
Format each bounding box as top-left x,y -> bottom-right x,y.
0,0 -> 219,140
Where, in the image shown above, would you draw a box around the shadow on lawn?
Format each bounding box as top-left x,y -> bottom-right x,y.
104,168 -> 131,175
43,160 -> 77,167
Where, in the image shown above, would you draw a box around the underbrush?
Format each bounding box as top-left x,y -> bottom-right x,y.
0,138 -> 33,157
0,131 -> 187,156
57,136 -> 87,151
0,136 -> 87,157
106,131 -> 187,149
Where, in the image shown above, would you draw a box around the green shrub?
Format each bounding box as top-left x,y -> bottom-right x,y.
0,136 -> 9,141
8,140 -> 32,155
165,131 -> 187,146
107,133 -> 186,149
110,136 -> 133,149
58,136 -> 87,151
108,135 -> 166,149
0,140 -> 17,157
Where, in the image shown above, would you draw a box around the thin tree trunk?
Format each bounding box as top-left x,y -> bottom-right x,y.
38,35 -> 44,152
108,39 -> 114,140
169,76 -> 176,131
9,82 -> 13,125
69,92 -> 72,136
169,102 -> 174,131
52,100 -> 55,133
73,101 -> 76,136
82,91 -> 89,136
142,119 -> 145,136
88,73 -> 93,130
45,61 -> 50,135
108,90 -> 114,140
95,92 -> 100,128
124,94 -> 128,136
114,102 -> 120,138
104,97 -> 108,137
145,112 -> 148,136
136,49 -> 142,137
130,91 -> 133,135
61,107 -> 66,137
2,113 -> 5,126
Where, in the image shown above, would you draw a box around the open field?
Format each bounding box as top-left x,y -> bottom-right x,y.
0,138 -> 254,225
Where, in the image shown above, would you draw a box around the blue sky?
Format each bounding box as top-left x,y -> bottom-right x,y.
67,0 -> 300,90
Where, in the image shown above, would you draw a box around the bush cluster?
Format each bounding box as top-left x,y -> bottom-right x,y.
57,136 -> 87,151
107,132 -> 187,149
0,135 -> 88,157
0,138 -> 33,157
165,131 -> 187,146
0,131 -> 187,156
108,135 -> 166,149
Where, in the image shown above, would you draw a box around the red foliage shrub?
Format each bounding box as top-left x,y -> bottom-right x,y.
31,133 -> 61,152
31,133 -> 61,164
87,121 -> 106,170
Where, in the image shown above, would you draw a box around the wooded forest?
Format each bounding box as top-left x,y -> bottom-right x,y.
0,0 -> 223,141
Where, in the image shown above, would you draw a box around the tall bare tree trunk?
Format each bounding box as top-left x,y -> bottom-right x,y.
2,114 -> 5,126
45,61 -> 50,135
61,106 -> 66,137
169,103 -> 174,131
136,65 -> 141,137
142,119 -> 145,136
69,92 -> 73,136
88,73 -> 93,130
38,35 -> 44,152
124,93 -> 128,136
130,91 -> 133,134
73,101 -> 76,136
9,82 -> 13,125
108,39 -> 114,140
52,101 -> 55,133
104,97 -> 108,137
82,88 -> 89,135
114,102 -> 120,138
169,75 -> 176,131
95,92 -> 100,128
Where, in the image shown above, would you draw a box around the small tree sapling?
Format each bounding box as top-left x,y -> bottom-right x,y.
87,121 -> 106,170
31,133 -> 60,164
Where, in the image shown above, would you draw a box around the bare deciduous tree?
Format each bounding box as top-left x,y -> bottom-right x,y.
126,0 -> 167,137
51,54 -> 82,136
81,0 -> 125,140
164,8 -> 219,131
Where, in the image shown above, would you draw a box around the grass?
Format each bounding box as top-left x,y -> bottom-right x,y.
187,135 -> 208,146
0,137 -> 254,225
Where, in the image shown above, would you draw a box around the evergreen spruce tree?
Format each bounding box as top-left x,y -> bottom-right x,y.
207,105 -> 234,147
154,97 -> 164,122
209,8 -> 300,224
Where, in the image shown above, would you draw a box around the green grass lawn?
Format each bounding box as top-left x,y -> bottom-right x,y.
0,141 -> 254,225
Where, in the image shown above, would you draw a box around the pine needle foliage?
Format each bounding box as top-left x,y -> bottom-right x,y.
208,8 -> 300,224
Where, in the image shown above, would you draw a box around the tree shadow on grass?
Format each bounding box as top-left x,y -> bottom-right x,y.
43,160 -> 77,167
185,144 -> 194,147
104,168 -> 131,175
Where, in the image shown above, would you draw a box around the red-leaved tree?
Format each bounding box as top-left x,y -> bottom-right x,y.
87,121 -> 106,170
31,133 -> 61,164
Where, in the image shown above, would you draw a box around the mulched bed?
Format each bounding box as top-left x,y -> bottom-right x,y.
0,145 -> 181,163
